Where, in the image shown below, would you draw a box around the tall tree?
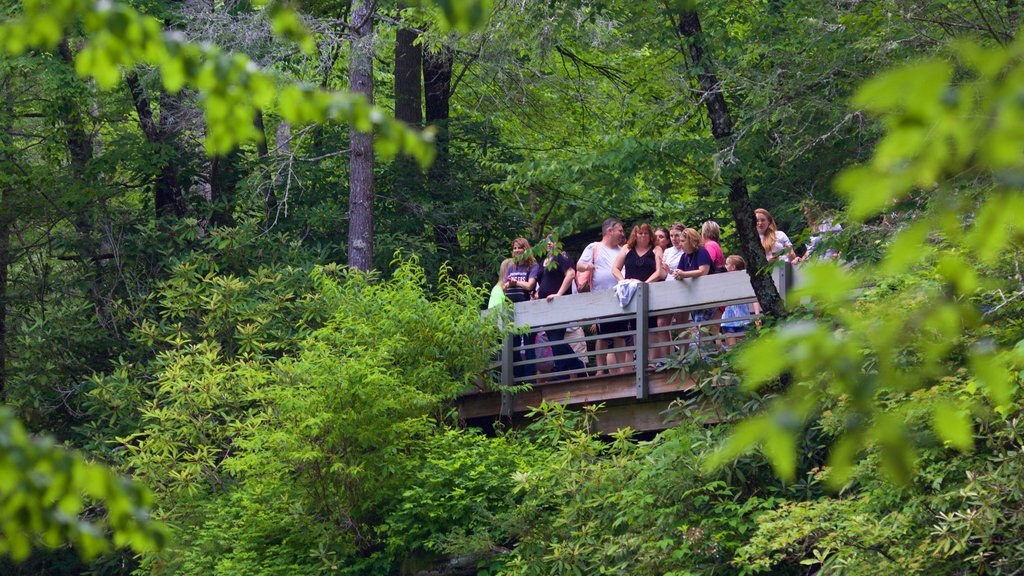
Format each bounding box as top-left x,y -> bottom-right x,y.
125,73 -> 188,220
675,7 -> 784,317
394,22 -> 422,125
0,151 -> 8,400
423,47 -> 458,257
347,0 -> 376,270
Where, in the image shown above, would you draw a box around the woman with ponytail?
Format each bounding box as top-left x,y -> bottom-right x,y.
754,208 -> 796,263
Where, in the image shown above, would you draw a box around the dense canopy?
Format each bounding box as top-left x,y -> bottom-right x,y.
1,0 -> 1023,574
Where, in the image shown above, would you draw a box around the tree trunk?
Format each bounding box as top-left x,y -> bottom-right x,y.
125,72 -> 187,220
676,9 -> 785,317
0,178 -> 8,399
347,0 -> 375,271
58,39 -> 109,324
394,26 -> 422,125
209,152 -> 239,228
423,48 -> 459,258
1,74 -> 12,399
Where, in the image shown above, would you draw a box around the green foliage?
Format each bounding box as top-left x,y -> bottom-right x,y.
381,429 -> 545,563
0,0 -> 434,160
94,257 -> 503,573
0,407 -> 166,561
734,381 -> 1024,574
710,35 -> 1024,485
494,404 -> 785,576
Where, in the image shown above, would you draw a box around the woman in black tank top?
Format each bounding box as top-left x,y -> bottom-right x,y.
609,223 -> 666,369
612,223 -> 665,284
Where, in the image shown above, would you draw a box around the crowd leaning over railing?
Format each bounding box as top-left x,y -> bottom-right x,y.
491,206 -> 842,383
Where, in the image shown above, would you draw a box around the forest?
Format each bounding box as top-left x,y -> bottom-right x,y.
1,0 -> 1024,574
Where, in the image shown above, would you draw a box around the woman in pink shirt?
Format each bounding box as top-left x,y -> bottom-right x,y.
701,220 -> 726,273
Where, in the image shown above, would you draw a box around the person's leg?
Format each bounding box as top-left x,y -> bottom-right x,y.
594,325 -> 608,375
646,317 -> 660,364
548,326 -> 581,380
612,336 -> 630,374
566,326 -> 588,378
522,331 -> 537,382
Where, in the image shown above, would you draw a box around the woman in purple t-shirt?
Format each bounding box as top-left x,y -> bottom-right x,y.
502,237 -> 541,382
673,228 -> 715,333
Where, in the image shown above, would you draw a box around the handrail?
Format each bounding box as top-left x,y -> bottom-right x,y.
489,264 -> 795,397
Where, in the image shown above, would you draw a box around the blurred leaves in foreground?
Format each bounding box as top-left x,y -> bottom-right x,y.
0,408 -> 167,560
708,34 -> 1024,486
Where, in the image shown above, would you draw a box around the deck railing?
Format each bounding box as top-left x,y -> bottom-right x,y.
492,265 -> 795,399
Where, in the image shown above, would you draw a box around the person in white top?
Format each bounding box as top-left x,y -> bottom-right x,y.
576,218 -> 624,375
660,223 -> 686,282
652,222 -> 687,365
795,202 -> 842,263
755,208 -> 797,263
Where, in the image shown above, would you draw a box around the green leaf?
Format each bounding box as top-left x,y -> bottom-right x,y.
762,420 -> 798,482
971,350 -> 1014,408
931,400 -> 973,452
852,59 -> 952,116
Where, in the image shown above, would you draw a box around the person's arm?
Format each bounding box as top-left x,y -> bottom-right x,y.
611,249 -> 627,281
520,263 -> 540,293
646,247 -> 665,282
779,231 -> 798,262
498,258 -> 510,285
675,264 -> 710,278
576,243 -> 595,272
547,258 -> 576,302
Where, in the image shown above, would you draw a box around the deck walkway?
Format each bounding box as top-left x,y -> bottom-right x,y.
458,265 -> 796,432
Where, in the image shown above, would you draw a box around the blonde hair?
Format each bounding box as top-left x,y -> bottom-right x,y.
726,254 -> 746,271
681,228 -> 701,253
755,208 -> 777,255
701,220 -> 721,242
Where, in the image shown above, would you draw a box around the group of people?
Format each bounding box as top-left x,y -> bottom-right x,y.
498,206 -> 840,380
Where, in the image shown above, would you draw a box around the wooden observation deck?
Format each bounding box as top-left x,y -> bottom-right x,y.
458,266 -> 796,433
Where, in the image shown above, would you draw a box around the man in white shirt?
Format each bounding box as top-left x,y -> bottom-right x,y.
577,218 -> 624,374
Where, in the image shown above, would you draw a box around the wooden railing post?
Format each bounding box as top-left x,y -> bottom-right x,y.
772,263 -> 789,304
635,282 -> 649,400
500,334 -> 513,417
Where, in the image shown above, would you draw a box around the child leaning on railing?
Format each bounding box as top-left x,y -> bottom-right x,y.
720,255 -> 761,348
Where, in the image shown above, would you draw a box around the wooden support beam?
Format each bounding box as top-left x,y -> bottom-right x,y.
635,282 -> 649,400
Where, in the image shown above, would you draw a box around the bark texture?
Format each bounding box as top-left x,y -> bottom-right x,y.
347,0 -> 376,271
125,72 -> 187,219
0,172 -> 8,399
423,48 -> 459,257
676,9 -> 785,317
394,26 -> 423,126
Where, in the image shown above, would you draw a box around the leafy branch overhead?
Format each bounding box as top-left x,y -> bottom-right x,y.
708,35 -> 1024,486
0,0 -> 463,161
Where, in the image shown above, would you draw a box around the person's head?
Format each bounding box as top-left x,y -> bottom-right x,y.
669,222 -> 686,248
725,254 -> 746,272
701,220 -> 721,243
601,218 -> 624,245
654,226 -> 670,249
754,208 -> 777,235
543,231 -> 560,255
801,200 -> 823,224
680,228 -> 701,254
755,208 -> 778,254
627,223 -> 654,250
511,237 -> 535,265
